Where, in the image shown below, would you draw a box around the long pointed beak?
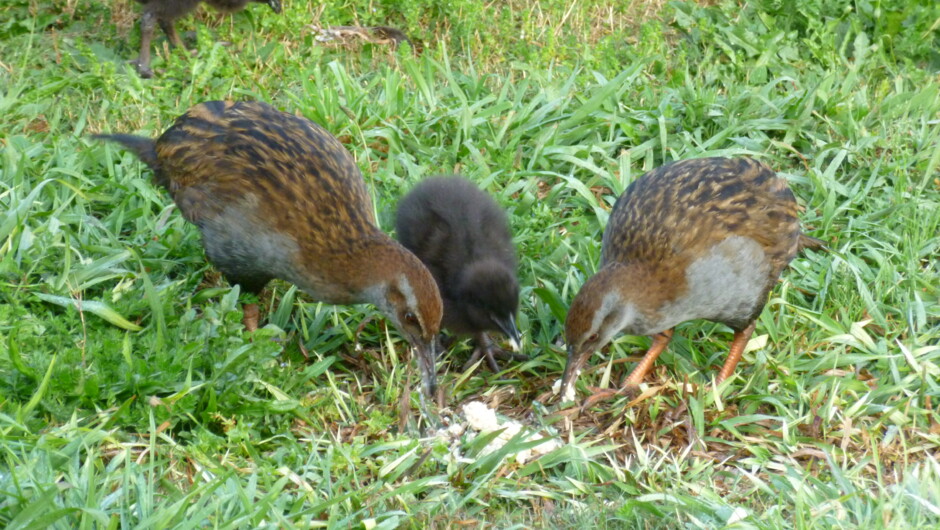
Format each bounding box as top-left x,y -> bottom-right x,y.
559,345 -> 588,402
494,314 -> 522,352
266,0 -> 282,14
414,337 -> 439,401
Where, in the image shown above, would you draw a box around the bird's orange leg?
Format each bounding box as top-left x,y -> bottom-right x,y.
716,321 -> 756,383
579,330 -> 674,408
242,303 -> 260,332
623,329 -> 675,385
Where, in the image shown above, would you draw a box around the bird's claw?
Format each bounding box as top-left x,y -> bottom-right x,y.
462,345 -> 528,373
579,383 -> 641,409
128,58 -> 154,78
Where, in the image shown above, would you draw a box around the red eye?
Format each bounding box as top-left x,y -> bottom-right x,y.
404,312 -> 419,325
588,333 -> 599,343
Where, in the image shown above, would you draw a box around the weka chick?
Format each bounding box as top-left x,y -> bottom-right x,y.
396,176 -> 524,372
130,0 -> 282,78
95,100 -> 443,399
561,157 -> 823,403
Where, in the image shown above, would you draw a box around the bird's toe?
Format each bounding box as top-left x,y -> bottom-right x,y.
580,387 -> 621,409
462,344 -> 526,372
461,347 -> 489,372
619,382 -> 642,400
128,59 -> 154,78
483,349 -> 501,372
492,348 -> 529,363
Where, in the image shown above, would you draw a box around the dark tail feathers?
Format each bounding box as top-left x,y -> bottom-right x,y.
798,234 -> 827,253
93,134 -> 159,170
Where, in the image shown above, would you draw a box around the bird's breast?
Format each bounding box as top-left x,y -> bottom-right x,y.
195,195 -> 301,283
655,235 -> 772,329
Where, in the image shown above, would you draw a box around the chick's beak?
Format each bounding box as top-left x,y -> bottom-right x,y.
559,344 -> 588,402
266,0 -> 281,14
414,336 -> 439,400
494,314 -> 522,352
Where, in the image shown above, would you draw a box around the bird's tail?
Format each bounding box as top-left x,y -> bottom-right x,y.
94,134 -> 171,188
798,233 -> 827,253
93,133 -> 160,169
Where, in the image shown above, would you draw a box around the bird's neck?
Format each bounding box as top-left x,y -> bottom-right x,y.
593,262 -> 654,311
598,260 -> 690,333
295,235 -> 417,306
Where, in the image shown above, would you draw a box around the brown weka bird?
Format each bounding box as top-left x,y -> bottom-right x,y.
560,157 -> 823,405
396,176 -> 525,372
94,100 -> 444,401
130,0 -> 281,78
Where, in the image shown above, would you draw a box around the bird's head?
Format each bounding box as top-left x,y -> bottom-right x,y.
457,258 -> 522,350
365,244 -> 443,400
560,264 -> 638,401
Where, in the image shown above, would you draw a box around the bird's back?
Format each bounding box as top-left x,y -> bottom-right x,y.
599,157 -> 807,329
602,157 -> 802,275
154,101 -> 378,254
395,176 -> 515,290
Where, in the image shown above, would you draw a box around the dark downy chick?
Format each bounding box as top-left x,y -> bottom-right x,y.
130,0 -> 281,78
396,176 -> 524,372
94,100 -> 443,402
561,157 -> 824,405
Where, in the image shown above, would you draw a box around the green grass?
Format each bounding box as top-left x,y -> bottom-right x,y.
2,0 -> 939,527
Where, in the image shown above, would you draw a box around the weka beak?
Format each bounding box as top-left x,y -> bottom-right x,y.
495,314 -> 522,352
266,0 -> 282,14
559,344 -> 588,402
414,336 -> 439,400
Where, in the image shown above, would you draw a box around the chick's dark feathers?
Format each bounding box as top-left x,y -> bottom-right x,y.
396,177 -> 518,332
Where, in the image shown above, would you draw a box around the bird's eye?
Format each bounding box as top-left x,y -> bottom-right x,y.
587,333 -> 599,343
404,312 -> 419,326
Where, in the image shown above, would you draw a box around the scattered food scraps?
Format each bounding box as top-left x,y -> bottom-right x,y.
432,401 -> 562,464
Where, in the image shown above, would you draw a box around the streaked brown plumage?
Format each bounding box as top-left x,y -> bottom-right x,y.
560,157 -> 823,403
94,100 -> 444,400
130,0 -> 282,78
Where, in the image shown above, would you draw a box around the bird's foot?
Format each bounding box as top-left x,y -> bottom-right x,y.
439,334 -> 458,350
242,303 -> 260,332
580,387 -> 621,409
128,58 -> 153,78
462,344 -> 528,373
579,383 -> 641,409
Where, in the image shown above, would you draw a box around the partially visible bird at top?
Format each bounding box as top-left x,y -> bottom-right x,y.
396,176 -> 525,373
129,0 -> 282,78
560,157 -> 824,405
93,100 -> 444,402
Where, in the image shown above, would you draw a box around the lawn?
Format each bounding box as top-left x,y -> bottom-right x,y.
1,0 -> 939,527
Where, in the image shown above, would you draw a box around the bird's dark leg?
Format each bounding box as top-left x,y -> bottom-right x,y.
132,11 -> 157,78
716,321 -> 756,383
439,333 -> 458,350
242,303 -> 260,332
158,19 -> 187,50
462,332 -> 528,372
579,329 -> 675,409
